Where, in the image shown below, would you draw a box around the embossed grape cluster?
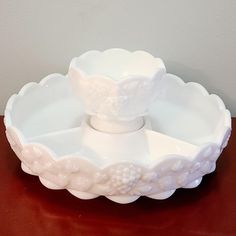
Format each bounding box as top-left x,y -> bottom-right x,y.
110,164 -> 142,194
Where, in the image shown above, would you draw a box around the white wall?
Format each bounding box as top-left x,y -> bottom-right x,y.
0,0 -> 236,115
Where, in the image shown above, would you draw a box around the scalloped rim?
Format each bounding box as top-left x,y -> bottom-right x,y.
4,72 -> 231,150
69,48 -> 166,83
161,74 -> 232,148
4,72 -> 232,203
4,73 -> 64,128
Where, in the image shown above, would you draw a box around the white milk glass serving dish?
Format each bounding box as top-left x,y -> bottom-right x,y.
4,49 -> 231,204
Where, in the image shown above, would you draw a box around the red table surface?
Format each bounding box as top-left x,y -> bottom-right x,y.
0,116 -> 236,236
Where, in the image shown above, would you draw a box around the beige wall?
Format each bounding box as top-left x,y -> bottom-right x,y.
0,0 -> 236,115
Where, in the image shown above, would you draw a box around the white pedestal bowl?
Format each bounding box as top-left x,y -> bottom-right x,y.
4,49 -> 231,203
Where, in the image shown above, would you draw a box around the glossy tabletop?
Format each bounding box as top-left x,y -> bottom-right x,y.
0,116 -> 236,236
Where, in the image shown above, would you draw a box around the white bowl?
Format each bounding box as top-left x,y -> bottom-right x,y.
4,50 -> 231,204
69,49 -> 166,122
